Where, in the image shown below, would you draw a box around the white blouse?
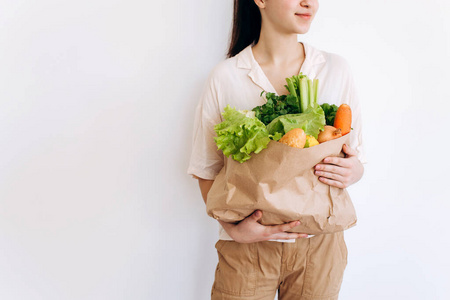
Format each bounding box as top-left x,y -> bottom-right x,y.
187,42 -> 367,241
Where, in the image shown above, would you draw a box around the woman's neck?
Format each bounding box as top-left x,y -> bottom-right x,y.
251,31 -> 303,67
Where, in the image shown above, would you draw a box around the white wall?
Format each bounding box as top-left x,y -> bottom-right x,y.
0,0 -> 449,299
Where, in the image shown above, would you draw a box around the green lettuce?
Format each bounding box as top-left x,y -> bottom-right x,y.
266,106 -> 326,139
214,105 -> 272,163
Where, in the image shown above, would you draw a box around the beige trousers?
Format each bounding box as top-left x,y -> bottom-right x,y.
211,231 -> 348,300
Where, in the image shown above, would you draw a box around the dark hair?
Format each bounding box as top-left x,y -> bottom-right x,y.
227,0 -> 262,58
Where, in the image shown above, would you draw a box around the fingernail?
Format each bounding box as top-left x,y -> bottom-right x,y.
295,221 -> 300,226
324,158 -> 329,163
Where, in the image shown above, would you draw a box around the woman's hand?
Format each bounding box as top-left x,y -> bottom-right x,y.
314,144 -> 364,188
218,210 -> 309,243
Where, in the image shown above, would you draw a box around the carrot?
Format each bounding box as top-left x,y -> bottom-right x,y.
333,104 -> 352,135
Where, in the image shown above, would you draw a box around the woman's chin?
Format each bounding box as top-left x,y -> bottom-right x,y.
293,26 -> 311,35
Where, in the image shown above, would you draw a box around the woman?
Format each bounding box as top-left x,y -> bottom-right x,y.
188,0 -> 366,299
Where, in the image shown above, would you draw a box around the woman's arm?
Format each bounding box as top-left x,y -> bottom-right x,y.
197,178 -> 309,243
198,178 -> 214,204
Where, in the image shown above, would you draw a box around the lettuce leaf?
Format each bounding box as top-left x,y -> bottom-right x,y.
214,105 -> 271,163
266,106 -> 326,139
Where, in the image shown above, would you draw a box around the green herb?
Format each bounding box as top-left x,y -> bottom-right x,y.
320,103 -> 339,126
252,92 -> 300,125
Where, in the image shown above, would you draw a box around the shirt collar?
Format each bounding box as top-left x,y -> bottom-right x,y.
235,42 -> 326,94
236,42 -> 326,70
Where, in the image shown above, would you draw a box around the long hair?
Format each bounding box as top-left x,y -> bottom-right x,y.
227,0 -> 262,58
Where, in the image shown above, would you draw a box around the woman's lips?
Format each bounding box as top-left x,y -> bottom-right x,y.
296,14 -> 311,20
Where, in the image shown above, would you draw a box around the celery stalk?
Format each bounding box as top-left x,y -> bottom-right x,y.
286,78 -> 297,99
300,77 -> 309,113
313,79 -> 319,108
308,79 -> 314,109
285,77 -> 301,110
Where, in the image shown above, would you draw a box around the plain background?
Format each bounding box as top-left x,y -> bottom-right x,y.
1,0 -> 449,299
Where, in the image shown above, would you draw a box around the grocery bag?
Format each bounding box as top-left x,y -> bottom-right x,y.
206,133 -> 357,235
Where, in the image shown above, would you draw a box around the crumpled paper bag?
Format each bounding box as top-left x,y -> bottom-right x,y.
206,133 -> 357,235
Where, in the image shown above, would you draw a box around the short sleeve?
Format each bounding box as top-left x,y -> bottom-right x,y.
341,62 -> 368,164
187,72 -> 225,180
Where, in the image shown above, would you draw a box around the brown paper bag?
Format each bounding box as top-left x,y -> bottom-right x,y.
206,132 -> 357,235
